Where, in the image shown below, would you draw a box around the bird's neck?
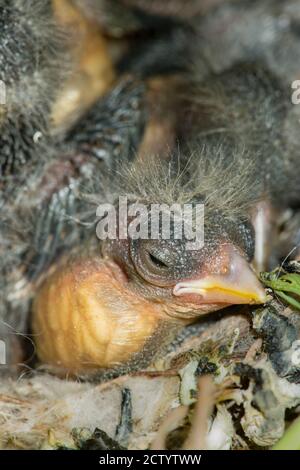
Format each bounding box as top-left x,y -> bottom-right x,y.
31,256 -> 172,374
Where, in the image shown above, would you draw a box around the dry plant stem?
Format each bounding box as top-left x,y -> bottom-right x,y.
182,376 -> 216,450
244,338 -> 263,362
151,375 -> 216,450
150,405 -> 188,450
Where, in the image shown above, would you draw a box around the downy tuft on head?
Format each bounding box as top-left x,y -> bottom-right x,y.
107,145 -> 262,226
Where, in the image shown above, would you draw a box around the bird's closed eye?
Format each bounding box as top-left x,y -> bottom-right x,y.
147,251 -> 169,270
129,240 -> 177,287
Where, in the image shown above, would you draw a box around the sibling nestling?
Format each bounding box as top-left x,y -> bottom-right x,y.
0,0 -> 66,177
0,0 -> 68,366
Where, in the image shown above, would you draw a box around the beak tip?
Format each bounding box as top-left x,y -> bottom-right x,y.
173,248 -> 267,307
251,290 -> 267,305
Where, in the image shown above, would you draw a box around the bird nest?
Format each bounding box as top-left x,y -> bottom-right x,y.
1,265 -> 300,450
2,0 -> 300,452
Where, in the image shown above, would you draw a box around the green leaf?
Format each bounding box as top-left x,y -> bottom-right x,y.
260,271 -> 300,311
273,290 -> 300,311
273,418 -> 300,450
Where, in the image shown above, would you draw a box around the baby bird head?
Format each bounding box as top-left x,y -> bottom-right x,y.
102,150 -> 266,319
103,221 -> 264,319
32,148 -> 266,375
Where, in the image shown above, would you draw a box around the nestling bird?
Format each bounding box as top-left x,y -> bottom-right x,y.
1,0 -> 300,380
32,60 -> 300,377
0,0 -> 144,370
0,0 -> 69,366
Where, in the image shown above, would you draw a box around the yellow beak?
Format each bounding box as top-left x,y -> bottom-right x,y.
173,248 -> 266,305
